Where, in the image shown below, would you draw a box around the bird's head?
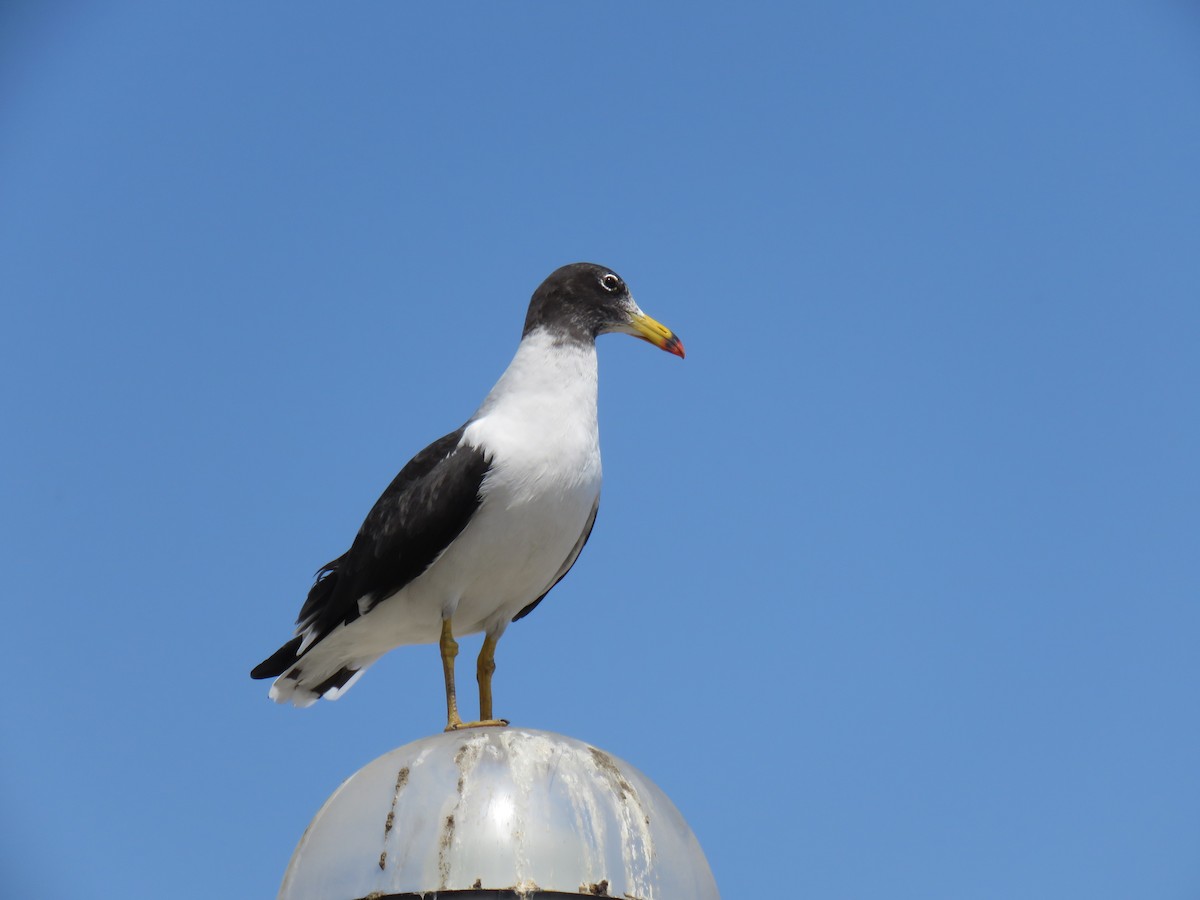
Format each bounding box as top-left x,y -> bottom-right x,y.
523,262 -> 685,358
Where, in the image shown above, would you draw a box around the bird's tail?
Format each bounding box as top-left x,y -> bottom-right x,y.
251,554 -> 377,706
250,635 -> 380,708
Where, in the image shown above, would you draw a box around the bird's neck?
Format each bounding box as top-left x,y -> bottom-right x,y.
466,328 -> 600,455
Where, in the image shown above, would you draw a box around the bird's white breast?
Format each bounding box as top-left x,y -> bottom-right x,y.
466,329 -> 602,497
439,330 -> 603,632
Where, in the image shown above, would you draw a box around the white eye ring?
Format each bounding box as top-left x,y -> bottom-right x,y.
600,273 -> 620,292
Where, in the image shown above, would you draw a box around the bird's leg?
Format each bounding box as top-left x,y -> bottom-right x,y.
441,618 -> 464,731
441,621 -> 508,731
476,633 -> 507,726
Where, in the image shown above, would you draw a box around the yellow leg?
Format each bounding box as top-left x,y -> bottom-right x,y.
440,620 -> 508,732
440,618 -> 463,731
477,634 -> 501,722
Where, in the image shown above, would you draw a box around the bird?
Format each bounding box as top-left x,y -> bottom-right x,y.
251,262 -> 684,730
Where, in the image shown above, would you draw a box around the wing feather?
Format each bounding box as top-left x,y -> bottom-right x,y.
293,425 -> 490,646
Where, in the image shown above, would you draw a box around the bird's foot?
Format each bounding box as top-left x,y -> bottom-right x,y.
444,718 -> 509,732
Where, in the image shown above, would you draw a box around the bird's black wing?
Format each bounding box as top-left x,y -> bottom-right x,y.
252,425 -> 490,680
310,424 -> 492,635
512,495 -> 599,622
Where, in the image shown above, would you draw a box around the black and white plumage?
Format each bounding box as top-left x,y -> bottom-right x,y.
251,263 -> 684,724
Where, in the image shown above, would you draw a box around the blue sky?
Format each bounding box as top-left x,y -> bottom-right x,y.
3,2 -> 1198,897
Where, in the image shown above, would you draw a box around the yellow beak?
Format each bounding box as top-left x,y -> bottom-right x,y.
626,311 -> 685,358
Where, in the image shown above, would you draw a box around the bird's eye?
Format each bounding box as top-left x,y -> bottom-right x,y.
600,273 -> 620,292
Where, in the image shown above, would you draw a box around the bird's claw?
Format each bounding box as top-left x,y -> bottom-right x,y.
444,718 -> 509,732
